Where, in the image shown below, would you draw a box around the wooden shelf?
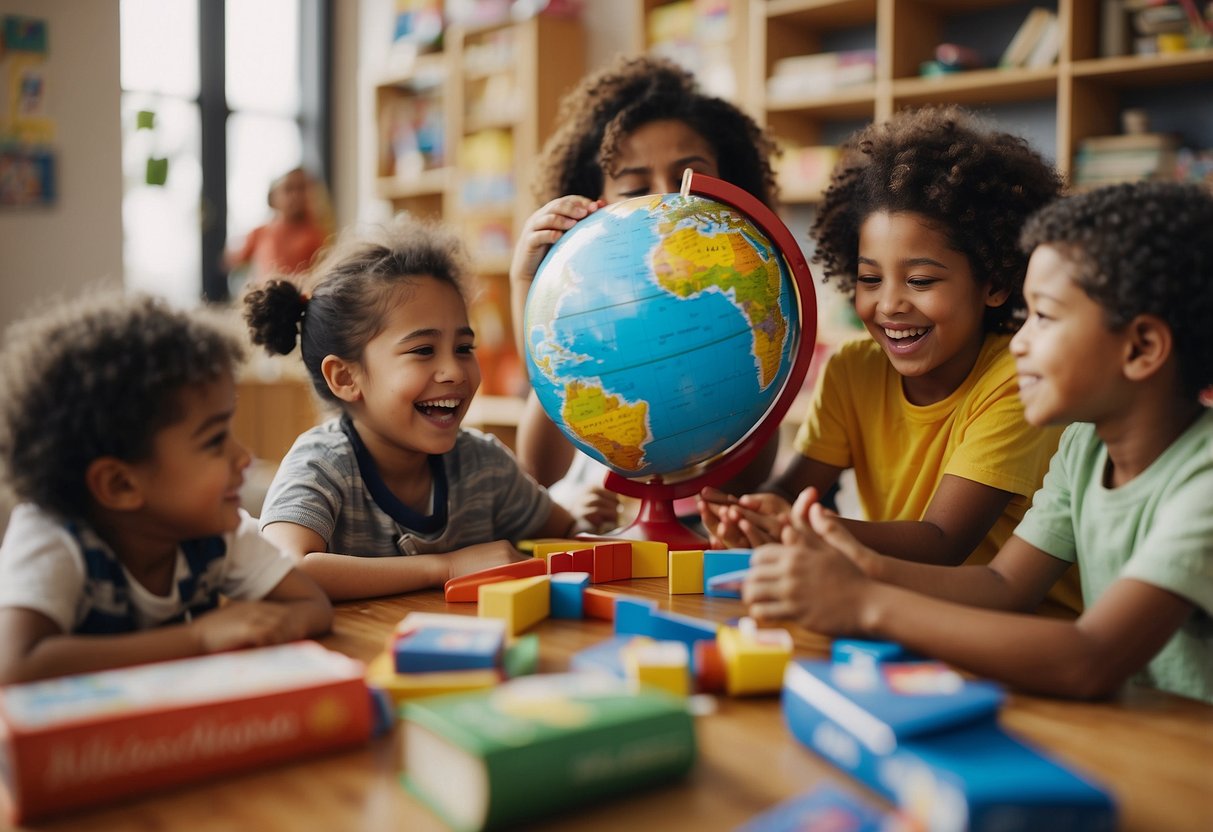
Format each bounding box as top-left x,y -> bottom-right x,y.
766,85 -> 877,119
892,67 -> 1059,106
374,167 -> 450,200
1070,50 -> 1213,86
763,0 -> 878,28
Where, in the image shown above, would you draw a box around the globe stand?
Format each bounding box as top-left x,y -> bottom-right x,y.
554,169 -> 820,550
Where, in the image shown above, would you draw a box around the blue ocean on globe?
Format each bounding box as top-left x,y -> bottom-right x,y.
524,192 -> 800,480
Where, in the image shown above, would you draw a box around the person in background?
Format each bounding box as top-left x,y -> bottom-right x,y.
701,105 -> 1082,615
744,182 -> 1213,703
247,216 -> 591,601
0,293 -> 332,683
227,166 -> 330,290
508,54 -> 783,533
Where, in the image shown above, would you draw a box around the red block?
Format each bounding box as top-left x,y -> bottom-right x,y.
693,639 -> 726,694
443,558 -> 548,602
570,548 -> 594,574
591,547 -> 614,584
547,551 -> 573,573
583,587 -> 616,622
596,542 -> 631,581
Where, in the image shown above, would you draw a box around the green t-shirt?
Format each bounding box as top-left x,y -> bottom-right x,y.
1015,409 -> 1213,703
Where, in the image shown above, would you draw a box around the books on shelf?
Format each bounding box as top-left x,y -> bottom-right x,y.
401,673 -> 696,831
782,659 -> 1116,831
1073,132 -> 1180,188
0,642 -> 374,823
766,50 -> 877,103
999,8 -> 1059,68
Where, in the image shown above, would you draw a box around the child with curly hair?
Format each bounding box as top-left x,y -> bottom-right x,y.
701,105 -> 1082,614
508,54 -> 781,533
745,182 -> 1213,702
248,217 -> 588,601
0,294 -> 332,683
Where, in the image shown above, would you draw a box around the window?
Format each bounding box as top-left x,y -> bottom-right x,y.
120,0 -> 329,305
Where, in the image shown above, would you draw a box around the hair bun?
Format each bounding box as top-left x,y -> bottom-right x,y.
243,279 -> 306,355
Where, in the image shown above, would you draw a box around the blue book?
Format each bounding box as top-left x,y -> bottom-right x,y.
394,626 -> 504,673
734,783 -> 891,832
782,662 -> 1116,831
784,659 -> 1004,755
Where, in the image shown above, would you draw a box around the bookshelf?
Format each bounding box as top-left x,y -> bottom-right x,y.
372,13 -> 586,411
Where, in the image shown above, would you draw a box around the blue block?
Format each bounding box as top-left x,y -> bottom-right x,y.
703,549 -> 752,596
832,638 -> 920,666
393,626 -> 503,673
550,571 -> 590,619
649,609 -> 718,651
705,567 -> 749,599
614,597 -> 657,638
569,635 -> 634,678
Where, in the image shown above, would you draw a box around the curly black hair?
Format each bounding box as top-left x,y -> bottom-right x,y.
533,54 -> 779,209
1020,181 -> 1213,398
244,214 -> 471,405
812,106 -> 1063,332
0,293 -> 244,519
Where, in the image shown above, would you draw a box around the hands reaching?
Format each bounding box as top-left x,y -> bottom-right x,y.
443,541 -> 524,582
697,486 -> 792,548
191,601 -> 309,653
569,484 -> 621,536
510,196 -> 605,290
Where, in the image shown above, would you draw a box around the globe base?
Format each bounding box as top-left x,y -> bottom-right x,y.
595,496 -> 709,551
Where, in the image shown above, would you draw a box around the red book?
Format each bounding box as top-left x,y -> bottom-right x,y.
443,558 -> 548,602
0,642 -> 372,823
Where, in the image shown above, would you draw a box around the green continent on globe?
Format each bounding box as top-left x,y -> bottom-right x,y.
560,380 -> 649,471
651,201 -> 788,389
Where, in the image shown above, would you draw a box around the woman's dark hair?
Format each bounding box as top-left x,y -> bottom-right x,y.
1020,181 -> 1213,398
0,293 -> 243,518
534,54 -> 779,209
812,105 -> 1063,332
244,215 -> 471,404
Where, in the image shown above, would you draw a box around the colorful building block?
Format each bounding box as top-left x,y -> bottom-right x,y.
718,619 -> 793,696
547,551 -> 574,573
703,549 -> 752,596
550,571 -> 590,619
622,639 -> 690,697
570,635 -> 636,678
478,575 -> 551,636
393,625 -> 504,673
570,547 -> 595,574
831,639 -> 919,666
649,609 -> 719,652
705,567 -> 749,599
443,558 -> 548,602
582,587 -> 617,621
628,539 -> 669,578
693,640 -> 727,693
668,549 -> 704,595
595,541 -> 631,581
502,633 -> 540,678
365,652 -> 499,705
614,597 -> 658,638
591,546 -> 614,583
528,539 -> 586,560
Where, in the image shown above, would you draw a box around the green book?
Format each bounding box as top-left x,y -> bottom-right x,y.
401,673 -> 697,831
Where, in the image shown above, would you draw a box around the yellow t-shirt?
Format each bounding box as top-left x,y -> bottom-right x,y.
794,333 -> 1081,614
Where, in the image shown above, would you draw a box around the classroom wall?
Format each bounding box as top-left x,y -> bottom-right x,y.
0,0 -> 124,334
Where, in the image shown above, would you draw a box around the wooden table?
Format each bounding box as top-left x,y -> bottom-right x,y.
11,580 -> 1213,831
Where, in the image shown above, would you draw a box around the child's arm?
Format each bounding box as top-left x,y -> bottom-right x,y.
747,501 -> 1194,699
698,454 -> 842,548
261,521 -> 526,601
517,393 -> 577,486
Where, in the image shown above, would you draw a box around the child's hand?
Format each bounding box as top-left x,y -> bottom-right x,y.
743,501 -> 873,634
698,487 -> 791,548
445,541 -> 524,581
191,601 -> 308,654
570,484 -> 621,535
509,196 -> 604,287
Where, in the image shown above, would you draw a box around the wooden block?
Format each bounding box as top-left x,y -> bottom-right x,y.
478,575 -> 551,636
443,558 -> 548,602
649,609 -> 718,650
703,549 -> 751,595
591,546 -> 614,584
621,640 -> 690,697
629,539 -> 669,578
550,571 -> 590,619
614,597 -> 657,638
668,549 -> 704,595
547,551 -> 573,573
693,640 -> 727,694
528,539 -> 585,560
717,622 -> 793,696
583,587 -> 617,622
596,541 -> 631,581
570,547 -> 594,573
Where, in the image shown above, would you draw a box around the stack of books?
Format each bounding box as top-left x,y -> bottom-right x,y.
999,7 -> 1062,69
765,50 -> 878,103
1072,132 -> 1180,189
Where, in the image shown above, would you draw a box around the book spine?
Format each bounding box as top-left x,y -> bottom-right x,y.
7,678 -> 373,822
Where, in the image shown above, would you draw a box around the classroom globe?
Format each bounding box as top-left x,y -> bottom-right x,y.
523,190 -> 801,482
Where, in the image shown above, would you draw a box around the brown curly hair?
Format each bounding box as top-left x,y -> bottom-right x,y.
1020,181 -> 1213,398
812,105 -> 1063,332
533,55 -> 779,209
0,293 -> 244,519
244,215 -> 471,405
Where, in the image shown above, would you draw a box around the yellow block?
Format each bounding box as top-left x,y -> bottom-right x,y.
365,652 -> 499,704
479,574 -> 551,635
717,623 -> 793,696
621,639 -> 690,697
628,539 -> 669,578
527,539 -> 586,560
668,549 -> 704,595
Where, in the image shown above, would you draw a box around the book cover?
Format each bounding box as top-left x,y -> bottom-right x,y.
401,673 -> 697,831
783,660 -> 1004,755
999,8 -> 1056,68
0,642 -> 373,823
782,663 -> 1116,832
394,625 -> 505,672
